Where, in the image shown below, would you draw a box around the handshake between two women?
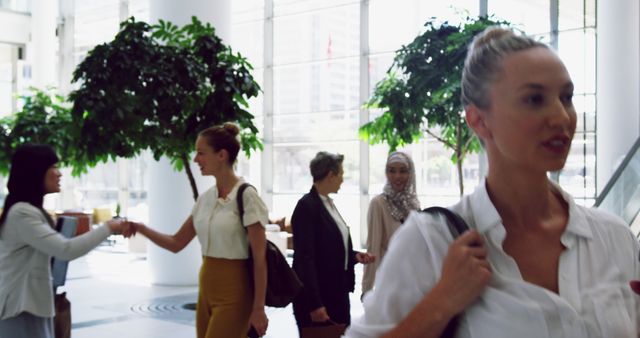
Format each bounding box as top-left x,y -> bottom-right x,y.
104,218 -> 144,238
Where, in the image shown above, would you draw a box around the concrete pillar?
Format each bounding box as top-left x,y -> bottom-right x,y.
30,0 -> 58,87
596,0 -> 640,193
147,0 -> 230,285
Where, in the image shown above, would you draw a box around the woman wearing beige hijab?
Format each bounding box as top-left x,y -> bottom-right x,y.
362,151 -> 419,297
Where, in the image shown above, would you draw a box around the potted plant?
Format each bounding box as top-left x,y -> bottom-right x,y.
0,88 -> 76,174
361,16 -> 509,195
69,16 -> 262,200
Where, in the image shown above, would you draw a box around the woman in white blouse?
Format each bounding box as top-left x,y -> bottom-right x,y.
129,123 -> 269,338
361,151 -> 419,297
0,144 -> 127,338
346,27 -> 640,337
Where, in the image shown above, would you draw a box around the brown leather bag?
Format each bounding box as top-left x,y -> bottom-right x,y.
300,320 -> 347,338
54,292 -> 71,338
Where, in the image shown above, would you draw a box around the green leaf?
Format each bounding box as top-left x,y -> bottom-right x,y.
360,15 -> 511,195
66,16 -> 262,200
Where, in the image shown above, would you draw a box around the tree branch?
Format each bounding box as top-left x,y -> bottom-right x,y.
459,133 -> 476,162
425,129 -> 454,149
181,152 -> 199,201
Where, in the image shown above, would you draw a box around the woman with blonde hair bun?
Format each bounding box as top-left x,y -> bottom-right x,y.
128,123 -> 269,338
346,26 -> 640,338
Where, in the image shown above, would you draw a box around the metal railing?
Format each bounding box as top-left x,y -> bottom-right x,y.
595,137 -> 640,231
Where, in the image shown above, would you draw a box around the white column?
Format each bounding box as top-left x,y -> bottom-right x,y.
147,156 -> 210,285
261,0 -> 274,208
596,0 -> 640,193
358,0 -> 370,249
30,0 -> 58,87
147,0 -> 230,285
150,0 -> 230,39
57,0 -> 74,94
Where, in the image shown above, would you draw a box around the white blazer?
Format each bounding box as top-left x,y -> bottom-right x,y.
0,202 -> 111,319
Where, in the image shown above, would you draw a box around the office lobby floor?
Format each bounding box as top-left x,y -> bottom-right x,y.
64,241 -> 365,338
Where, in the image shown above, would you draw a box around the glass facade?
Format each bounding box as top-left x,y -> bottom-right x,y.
0,0 -> 599,243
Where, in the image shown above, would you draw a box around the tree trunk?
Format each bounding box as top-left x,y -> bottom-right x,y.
181,152 -> 199,201
457,155 -> 464,196
456,120 -> 464,196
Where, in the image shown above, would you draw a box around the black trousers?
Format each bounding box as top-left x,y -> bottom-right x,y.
293,291 -> 350,337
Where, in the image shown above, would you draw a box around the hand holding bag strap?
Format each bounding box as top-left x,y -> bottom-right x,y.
420,206 -> 472,338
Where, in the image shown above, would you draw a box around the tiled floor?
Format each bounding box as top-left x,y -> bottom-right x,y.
64,241 -> 364,338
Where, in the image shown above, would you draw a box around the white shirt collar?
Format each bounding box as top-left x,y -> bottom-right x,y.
467,179 -> 593,244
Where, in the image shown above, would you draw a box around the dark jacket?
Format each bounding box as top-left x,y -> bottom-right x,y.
291,186 -> 356,315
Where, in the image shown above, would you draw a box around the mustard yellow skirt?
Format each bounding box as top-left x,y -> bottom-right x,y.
197,256 -> 253,338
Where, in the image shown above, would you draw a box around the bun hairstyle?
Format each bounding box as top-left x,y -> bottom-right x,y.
461,26 -> 548,109
198,122 -> 241,165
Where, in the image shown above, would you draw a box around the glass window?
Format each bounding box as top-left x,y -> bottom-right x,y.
369,0 -> 479,53
128,0 -> 150,23
560,132 -> 596,202
74,0 -> 121,67
559,0 -> 596,31
274,0 -> 359,16
273,59 -> 360,115
0,44 -> 14,117
273,5 -> 360,65
0,0 -> 29,12
233,0 -> 264,22
558,28 -> 596,95
273,141 -> 359,194
488,0 -> 550,35
231,21 -> 264,69
274,110 -> 360,143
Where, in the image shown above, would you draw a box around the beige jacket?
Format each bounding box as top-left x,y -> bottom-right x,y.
362,195 -> 402,296
0,202 -> 111,319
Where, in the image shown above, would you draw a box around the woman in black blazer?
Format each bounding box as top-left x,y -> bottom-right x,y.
291,151 -> 375,335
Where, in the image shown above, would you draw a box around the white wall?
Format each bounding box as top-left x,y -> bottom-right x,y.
146,0 -> 231,286
596,0 -> 640,193
0,11 -> 29,45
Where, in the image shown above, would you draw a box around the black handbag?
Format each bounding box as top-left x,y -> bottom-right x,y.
300,320 -> 347,338
421,206 -> 471,338
237,183 -> 303,308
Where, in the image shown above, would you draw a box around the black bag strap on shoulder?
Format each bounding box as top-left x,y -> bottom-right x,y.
237,182 -> 253,221
421,206 -> 470,239
420,207 -> 472,338
236,181 -> 303,309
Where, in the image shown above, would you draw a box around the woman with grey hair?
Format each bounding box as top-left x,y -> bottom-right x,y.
361,151 -> 419,297
346,26 -> 640,337
291,151 -> 375,335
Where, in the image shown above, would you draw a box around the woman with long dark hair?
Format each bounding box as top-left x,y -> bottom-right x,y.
0,144 -> 127,338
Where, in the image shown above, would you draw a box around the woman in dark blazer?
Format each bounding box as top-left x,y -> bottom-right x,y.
291,151 -> 375,334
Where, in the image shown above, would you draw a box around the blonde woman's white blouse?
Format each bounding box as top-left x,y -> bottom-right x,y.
191,178 -> 269,259
346,180 -> 640,338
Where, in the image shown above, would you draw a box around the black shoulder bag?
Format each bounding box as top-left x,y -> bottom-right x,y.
421,206 -> 471,338
237,183 -> 303,308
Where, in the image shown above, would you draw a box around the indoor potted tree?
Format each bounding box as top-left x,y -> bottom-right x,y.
0,88 -> 76,174
361,16 -> 509,195
69,16 -> 262,201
